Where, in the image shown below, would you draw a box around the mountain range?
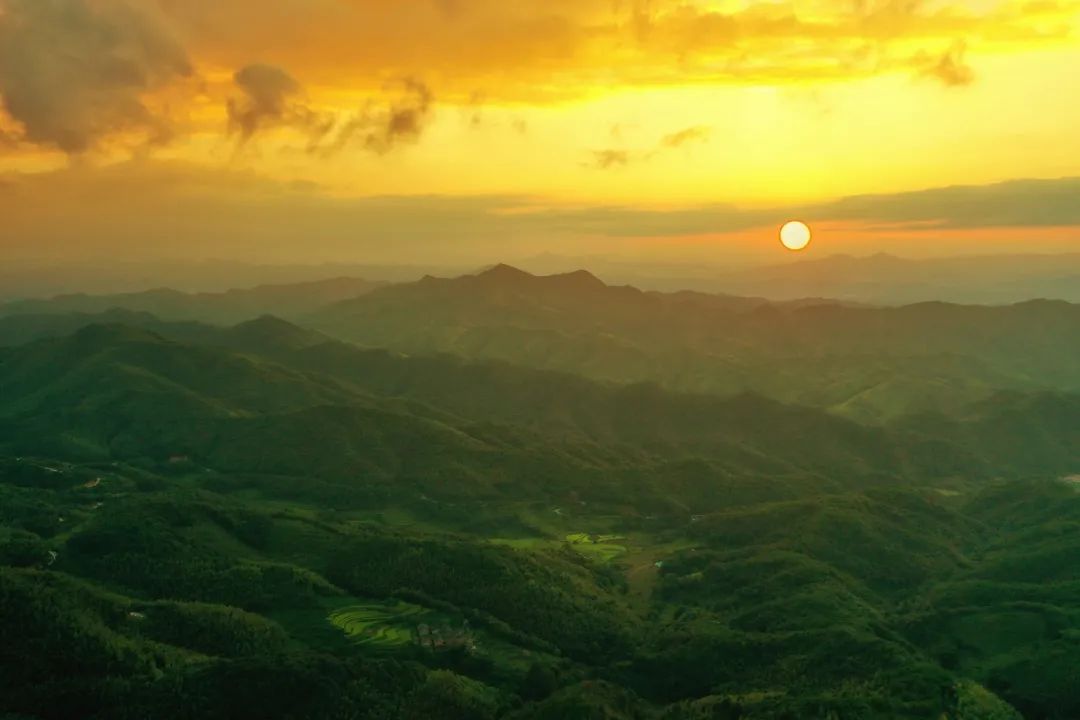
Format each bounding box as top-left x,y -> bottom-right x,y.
520,252 -> 1080,305
4,265 -> 1079,426
306,265 -> 1080,423
0,277 -> 382,325
2,264 -> 1079,720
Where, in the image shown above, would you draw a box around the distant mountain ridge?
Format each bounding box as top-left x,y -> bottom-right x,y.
0,277 -> 384,325
694,252 -> 1080,305
307,264 -> 1080,423
3,261 -> 1078,424
520,251 -> 1080,305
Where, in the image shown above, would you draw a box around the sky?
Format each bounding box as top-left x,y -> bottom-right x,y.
1,0 -> 1079,267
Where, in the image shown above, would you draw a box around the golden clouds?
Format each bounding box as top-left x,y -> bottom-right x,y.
0,0 -> 1078,218
0,0 -> 192,154
0,0 -> 1076,158
150,0 -> 1080,102
217,61 -> 437,156
4,161 -> 1080,265
614,0 -> 1077,89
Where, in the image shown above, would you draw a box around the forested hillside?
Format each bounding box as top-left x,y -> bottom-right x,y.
1,310 -> 1078,719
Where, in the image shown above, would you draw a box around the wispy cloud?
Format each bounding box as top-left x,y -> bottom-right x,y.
360,78 -> 435,154
3,164 -> 1079,262
918,41 -> 976,87
227,64 -> 304,141
588,124 -> 712,169
309,78 -> 436,156
659,126 -> 711,149
807,177 -> 1080,228
588,149 -> 632,169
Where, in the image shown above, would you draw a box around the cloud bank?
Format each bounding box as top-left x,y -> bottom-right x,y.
0,0 -> 192,154
3,163 -> 1078,265
0,0 -> 1074,157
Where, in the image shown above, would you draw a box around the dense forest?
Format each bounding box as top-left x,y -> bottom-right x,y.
2,269 -> 1079,719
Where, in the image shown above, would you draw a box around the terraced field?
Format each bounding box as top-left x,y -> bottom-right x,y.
328,600 -> 428,650
490,532 -> 630,563
565,532 -> 627,563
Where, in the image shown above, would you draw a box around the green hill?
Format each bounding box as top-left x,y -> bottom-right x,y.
1,320 -> 1078,718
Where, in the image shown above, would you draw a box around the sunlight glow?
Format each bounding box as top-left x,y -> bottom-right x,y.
780,221 -> 812,251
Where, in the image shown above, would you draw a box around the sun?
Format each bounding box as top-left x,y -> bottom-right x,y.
780,221 -> 812,251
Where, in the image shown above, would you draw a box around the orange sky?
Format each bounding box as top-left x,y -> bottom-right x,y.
1,0 -> 1079,264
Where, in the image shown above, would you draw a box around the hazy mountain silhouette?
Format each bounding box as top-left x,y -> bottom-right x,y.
308,265 -> 1080,422
0,277 -> 383,325
707,252 -> 1080,304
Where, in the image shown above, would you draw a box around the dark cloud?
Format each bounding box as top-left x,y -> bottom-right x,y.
589,149 -> 631,169
0,0 -> 192,154
523,176 -> 1080,233
806,177 -> 1080,228
227,64 -> 303,141
919,41 -> 975,87
313,78 -> 436,156
660,126 -> 711,149
366,78 -> 434,153
224,70 -> 435,156
588,125 -> 712,169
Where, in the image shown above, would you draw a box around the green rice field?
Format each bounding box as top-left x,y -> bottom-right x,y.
564,532 -> 627,562
328,600 -> 429,650
490,532 -> 630,563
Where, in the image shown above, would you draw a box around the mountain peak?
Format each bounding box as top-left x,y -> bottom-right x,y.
470,264 -> 606,291
232,314 -> 303,333
474,263 -> 534,281
547,268 -> 606,291
226,315 -> 328,350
